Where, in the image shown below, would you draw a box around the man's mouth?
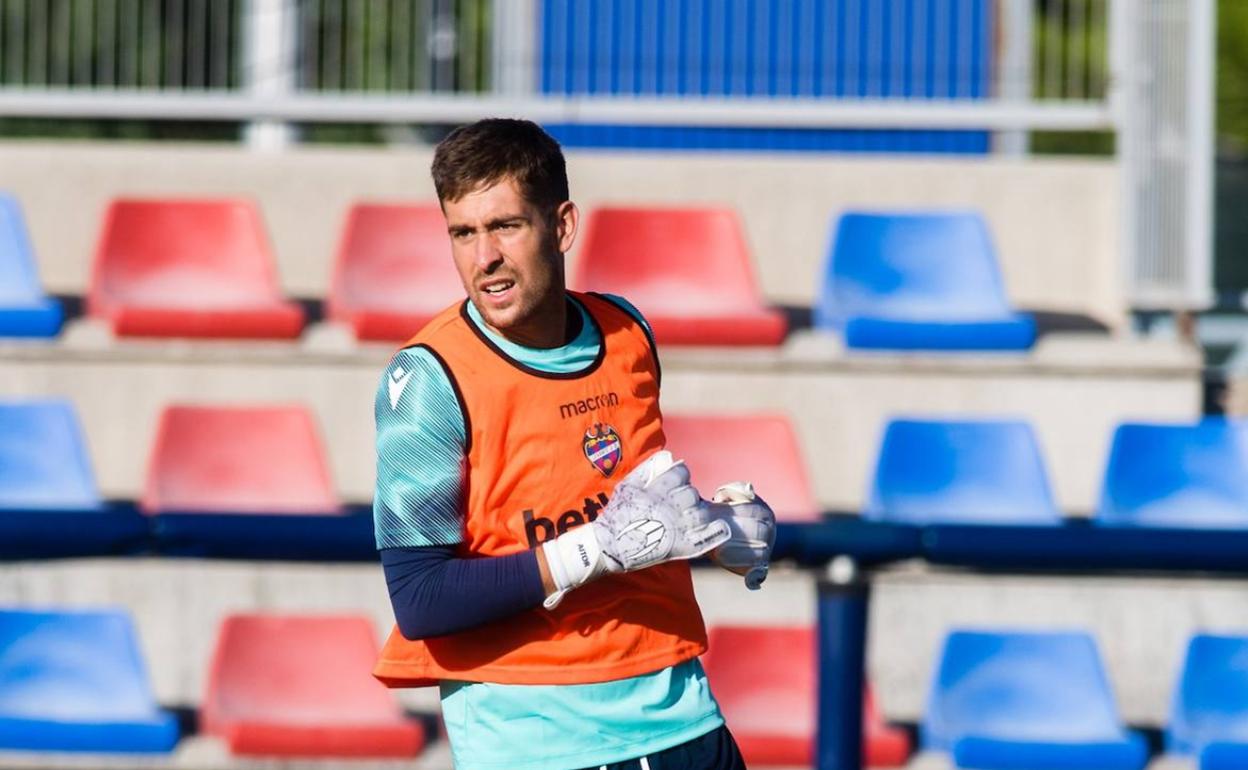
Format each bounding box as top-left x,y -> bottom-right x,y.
481,280 -> 515,296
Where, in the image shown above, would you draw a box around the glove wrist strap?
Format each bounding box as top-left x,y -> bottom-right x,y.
540,525 -> 607,609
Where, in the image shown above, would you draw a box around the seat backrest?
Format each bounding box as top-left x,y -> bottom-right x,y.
203,614 -> 403,725
0,608 -> 164,721
142,405 -> 339,514
702,626 -> 815,738
865,418 -> 1060,525
703,625 -> 890,736
0,400 -> 101,511
328,203 -> 462,316
90,199 -> 284,311
1169,634 -> 1248,753
818,211 -> 1013,328
0,193 -> 46,306
1098,420 -> 1248,528
923,630 -> 1125,749
663,414 -> 818,522
573,207 -> 766,313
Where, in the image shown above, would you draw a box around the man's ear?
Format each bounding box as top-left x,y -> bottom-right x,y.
554,201 -> 579,254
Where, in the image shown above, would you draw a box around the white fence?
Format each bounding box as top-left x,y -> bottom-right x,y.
0,0 -> 1216,311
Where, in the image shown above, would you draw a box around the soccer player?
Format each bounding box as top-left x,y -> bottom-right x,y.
371,118 -> 776,770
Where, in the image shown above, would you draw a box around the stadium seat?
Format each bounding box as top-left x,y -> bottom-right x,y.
865,418 -> 1062,525
142,404 -> 338,514
923,630 -> 1148,770
0,193 -> 63,337
0,400 -> 101,512
87,198 -> 304,339
572,207 -> 787,346
1098,420 -> 1248,529
0,608 -> 179,753
1169,634 -> 1248,766
327,203 -> 464,341
702,625 -> 910,767
202,614 -> 425,757
815,211 -> 1037,350
0,400 -> 146,558
663,414 -> 819,522
142,405 -> 372,560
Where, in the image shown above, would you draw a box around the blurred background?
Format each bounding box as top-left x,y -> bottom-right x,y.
0,1 -> 1245,768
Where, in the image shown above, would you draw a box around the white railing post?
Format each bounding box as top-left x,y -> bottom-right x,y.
1113,0 -> 1215,310
996,0 -> 1033,155
1186,0 -> 1216,307
492,0 -> 538,96
1108,0 -> 1137,315
244,0 -> 297,150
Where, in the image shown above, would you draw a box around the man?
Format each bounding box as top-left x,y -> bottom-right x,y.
371,118 -> 775,770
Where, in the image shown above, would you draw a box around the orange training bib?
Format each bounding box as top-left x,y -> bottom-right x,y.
373,292 -> 708,687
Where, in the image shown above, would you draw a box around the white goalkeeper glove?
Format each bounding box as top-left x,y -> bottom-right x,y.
541,451 -> 731,609
708,481 -> 776,590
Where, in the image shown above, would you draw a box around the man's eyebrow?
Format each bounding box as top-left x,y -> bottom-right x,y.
484,213 -> 528,227
446,213 -> 529,234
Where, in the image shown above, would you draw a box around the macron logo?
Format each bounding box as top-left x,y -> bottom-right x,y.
388,366 -> 414,409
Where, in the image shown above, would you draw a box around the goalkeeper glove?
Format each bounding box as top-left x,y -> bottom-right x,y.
708,481 -> 776,590
541,451 -> 731,609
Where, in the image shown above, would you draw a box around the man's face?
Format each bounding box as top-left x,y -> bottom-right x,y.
442,176 -> 577,344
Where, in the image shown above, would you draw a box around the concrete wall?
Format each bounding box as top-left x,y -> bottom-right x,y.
0,141 -> 1123,326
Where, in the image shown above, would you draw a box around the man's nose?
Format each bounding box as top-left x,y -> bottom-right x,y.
474,232 -> 503,270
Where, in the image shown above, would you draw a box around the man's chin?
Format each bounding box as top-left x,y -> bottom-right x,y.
473,300 -> 521,334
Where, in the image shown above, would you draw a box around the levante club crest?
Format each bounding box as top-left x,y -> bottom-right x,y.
583,423 -> 623,477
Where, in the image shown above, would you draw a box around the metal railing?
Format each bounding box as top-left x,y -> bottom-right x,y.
0,0 -> 1217,310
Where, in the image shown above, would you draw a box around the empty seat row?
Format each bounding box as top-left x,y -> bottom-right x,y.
868,417 -> 1248,529
0,399 -> 816,559
0,609 -> 424,757
13,608 -> 1242,768
710,626 -> 1248,770
5,399 -> 1248,558
2,193 -> 1034,350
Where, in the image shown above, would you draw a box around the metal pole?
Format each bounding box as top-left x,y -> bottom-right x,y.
1186,0 -> 1215,307
492,0 -> 538,96
244,0 -> 297,150
816,555 -> 869,770
997,0 -> 1033,155
1107,0 -> 1136,317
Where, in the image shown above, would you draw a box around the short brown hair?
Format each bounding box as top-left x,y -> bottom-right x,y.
431,119 -> 569,212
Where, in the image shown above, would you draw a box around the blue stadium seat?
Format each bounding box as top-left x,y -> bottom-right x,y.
865,419 -> 1061,525
0,400 -> 100,512
923,630 -> 1148,770
0,193 -> 63,338
0,400 -> 146,558
1098,420 -> 1248,529
0,609 -> 179,752
1168,634 -> 1248,767
815,211 -> 1036,350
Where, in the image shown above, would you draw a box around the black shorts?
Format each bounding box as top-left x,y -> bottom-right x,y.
580,725 -> 747,770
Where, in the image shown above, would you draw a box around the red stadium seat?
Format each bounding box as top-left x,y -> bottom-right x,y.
202,614 -> 425,758
141,405 -> 339,514
573,207 -> 787,346
328,203 -> 464,341
703,626 -> 911,768
88,199 -> 304,339
663,413 -> 819,522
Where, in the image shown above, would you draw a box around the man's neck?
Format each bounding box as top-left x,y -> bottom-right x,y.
477,294 -> 573,350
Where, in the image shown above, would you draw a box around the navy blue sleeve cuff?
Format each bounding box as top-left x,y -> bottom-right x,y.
380,544 -> 547,640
